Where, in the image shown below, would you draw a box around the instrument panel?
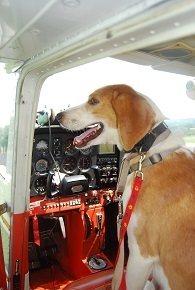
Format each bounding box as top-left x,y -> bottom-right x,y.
30,126 -> 98,197
30,125 -> 123,200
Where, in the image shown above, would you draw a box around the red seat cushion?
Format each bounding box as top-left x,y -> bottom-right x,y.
64,269 -> 114,290
64,270 -> 161,290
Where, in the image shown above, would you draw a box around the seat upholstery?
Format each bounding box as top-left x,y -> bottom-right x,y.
64,269 -> 159,290
64,269 -> 114,290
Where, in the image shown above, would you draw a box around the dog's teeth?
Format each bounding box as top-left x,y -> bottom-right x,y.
87,123 -> 102,131
87,124 -> 97,128
73,122 -> 103,148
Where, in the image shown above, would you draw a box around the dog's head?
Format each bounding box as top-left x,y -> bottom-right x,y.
56,84 -> 165,151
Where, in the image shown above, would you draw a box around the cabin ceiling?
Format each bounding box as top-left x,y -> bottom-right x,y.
0,0 -> 195,76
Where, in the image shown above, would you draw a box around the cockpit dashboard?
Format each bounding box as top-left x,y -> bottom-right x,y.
29,124 -> 123,279
30,125 -> 123,199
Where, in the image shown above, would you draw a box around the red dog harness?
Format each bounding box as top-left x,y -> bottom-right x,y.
115,152 -> 145,290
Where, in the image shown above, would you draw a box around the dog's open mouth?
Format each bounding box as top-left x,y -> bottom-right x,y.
73,122 -> 104,148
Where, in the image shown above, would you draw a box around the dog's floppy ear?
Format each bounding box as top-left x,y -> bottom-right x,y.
111,88 -> 155,151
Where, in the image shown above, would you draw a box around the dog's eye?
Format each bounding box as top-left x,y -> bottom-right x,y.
88,97 -> 99,105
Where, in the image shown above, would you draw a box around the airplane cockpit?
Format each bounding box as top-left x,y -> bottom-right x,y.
27,56 -> 194,288
28,105 -> 123,287
0,1 -> 195,290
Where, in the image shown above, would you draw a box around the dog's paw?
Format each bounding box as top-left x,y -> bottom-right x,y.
143,280 -> 156,290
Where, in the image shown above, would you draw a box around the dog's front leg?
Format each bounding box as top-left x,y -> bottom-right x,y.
125,253 -> 154,290
124,213 -> 157,290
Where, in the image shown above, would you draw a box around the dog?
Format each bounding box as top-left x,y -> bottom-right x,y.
56,84 -> 195,290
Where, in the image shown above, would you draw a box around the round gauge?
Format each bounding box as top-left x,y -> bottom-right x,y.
64,139 -> 78,155
35,159 -> 49,172
80,146 -> 93,155
78,156 -> 91,171
34,176 -> 47,195
35,139 -> 49,156
62,157 -> 77,173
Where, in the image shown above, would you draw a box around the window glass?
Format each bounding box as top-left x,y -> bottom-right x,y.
39,57 -> 195,148
0,63 -> 19,270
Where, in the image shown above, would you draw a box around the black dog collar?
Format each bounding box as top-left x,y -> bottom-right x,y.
124,122 -> 169,153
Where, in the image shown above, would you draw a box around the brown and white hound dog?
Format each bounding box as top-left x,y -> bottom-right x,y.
56,84 -> 195,290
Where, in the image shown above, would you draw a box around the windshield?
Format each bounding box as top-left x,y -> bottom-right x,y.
39,57 -> 195,148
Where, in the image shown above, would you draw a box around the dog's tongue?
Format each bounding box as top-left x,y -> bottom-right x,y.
74,123 -> 102,148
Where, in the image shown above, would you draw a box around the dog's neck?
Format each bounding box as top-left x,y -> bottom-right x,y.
123,122 -> 170,154
122,121 -> 184,170
117,126 -> 184,193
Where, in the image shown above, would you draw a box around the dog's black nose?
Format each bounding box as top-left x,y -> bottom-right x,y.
56,112 -> 63,121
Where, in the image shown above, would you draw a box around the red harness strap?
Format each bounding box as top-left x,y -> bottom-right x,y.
116,174 -> 143,290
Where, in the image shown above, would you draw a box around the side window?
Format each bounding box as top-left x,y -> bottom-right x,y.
0,64 -> 19,270
0,66 -> 18,171
0,126 -> 8,168
39,57 -> 195,151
